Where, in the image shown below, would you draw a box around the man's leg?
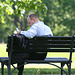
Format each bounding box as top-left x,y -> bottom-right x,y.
17,62 -> 24,75
16,53 -> 29,75
28,52 -> 47,60
11,53 -> 29,75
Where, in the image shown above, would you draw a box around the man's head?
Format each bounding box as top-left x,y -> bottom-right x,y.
27,14 -> 39,26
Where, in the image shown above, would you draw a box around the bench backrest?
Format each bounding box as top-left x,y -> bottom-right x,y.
26,36 -> 75,52
7,34 -> 75,53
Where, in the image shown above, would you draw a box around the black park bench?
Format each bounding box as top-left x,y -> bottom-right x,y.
0,34 -> 75,75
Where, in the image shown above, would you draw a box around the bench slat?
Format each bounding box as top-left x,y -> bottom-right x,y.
26,57 -> 69,63
28,44 -> 72,48
24,49 -> 74,52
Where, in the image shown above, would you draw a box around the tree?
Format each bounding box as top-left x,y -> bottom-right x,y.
41,0 -> 75,36
0,0 -> 47,42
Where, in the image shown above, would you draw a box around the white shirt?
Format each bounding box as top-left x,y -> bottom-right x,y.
20,21 -> 53,38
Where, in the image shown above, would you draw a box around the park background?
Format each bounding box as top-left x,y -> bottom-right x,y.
0,0 -> 75,74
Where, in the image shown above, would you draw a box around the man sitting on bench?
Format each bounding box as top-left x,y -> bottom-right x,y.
12,14 -> 53,75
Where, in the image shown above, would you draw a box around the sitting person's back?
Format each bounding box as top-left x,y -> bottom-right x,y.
13,14 -> 53,75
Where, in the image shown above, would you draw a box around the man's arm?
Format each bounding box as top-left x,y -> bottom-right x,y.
17,25 -> 37,38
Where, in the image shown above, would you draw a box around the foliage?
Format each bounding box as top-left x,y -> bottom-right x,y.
0,0 -> 75,42
41,0 -> 75,36
0,0 -> 47,23
0,0 -> 13,23
0,0 -> 47,42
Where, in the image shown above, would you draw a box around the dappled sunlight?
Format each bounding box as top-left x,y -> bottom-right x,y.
0,44 -> 8,57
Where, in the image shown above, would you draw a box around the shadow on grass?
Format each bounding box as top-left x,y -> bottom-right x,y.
0,68 -> 75,75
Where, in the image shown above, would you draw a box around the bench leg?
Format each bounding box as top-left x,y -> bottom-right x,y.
7,64 -> 11,75
1,63 -> 4,75
68,63 -> 71,75
61,63 -> 65,75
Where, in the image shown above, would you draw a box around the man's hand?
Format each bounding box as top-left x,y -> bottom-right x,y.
14,30 -> 21,34
17,30 -> 21,34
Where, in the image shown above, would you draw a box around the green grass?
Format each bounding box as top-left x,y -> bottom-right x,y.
0,68 -> 75,75
0,44 -> 75,74
0,44 -> 8,57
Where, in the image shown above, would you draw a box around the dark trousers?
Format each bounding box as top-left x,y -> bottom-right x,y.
28,52 -> 47,60
10,53 -> 29,75
11,52 -> 47,75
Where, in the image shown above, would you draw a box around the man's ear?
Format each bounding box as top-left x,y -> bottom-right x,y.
32,18 -> 35,21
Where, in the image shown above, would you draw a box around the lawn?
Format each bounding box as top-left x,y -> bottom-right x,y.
0,44 -> 8,57
0,44 -> 75,74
